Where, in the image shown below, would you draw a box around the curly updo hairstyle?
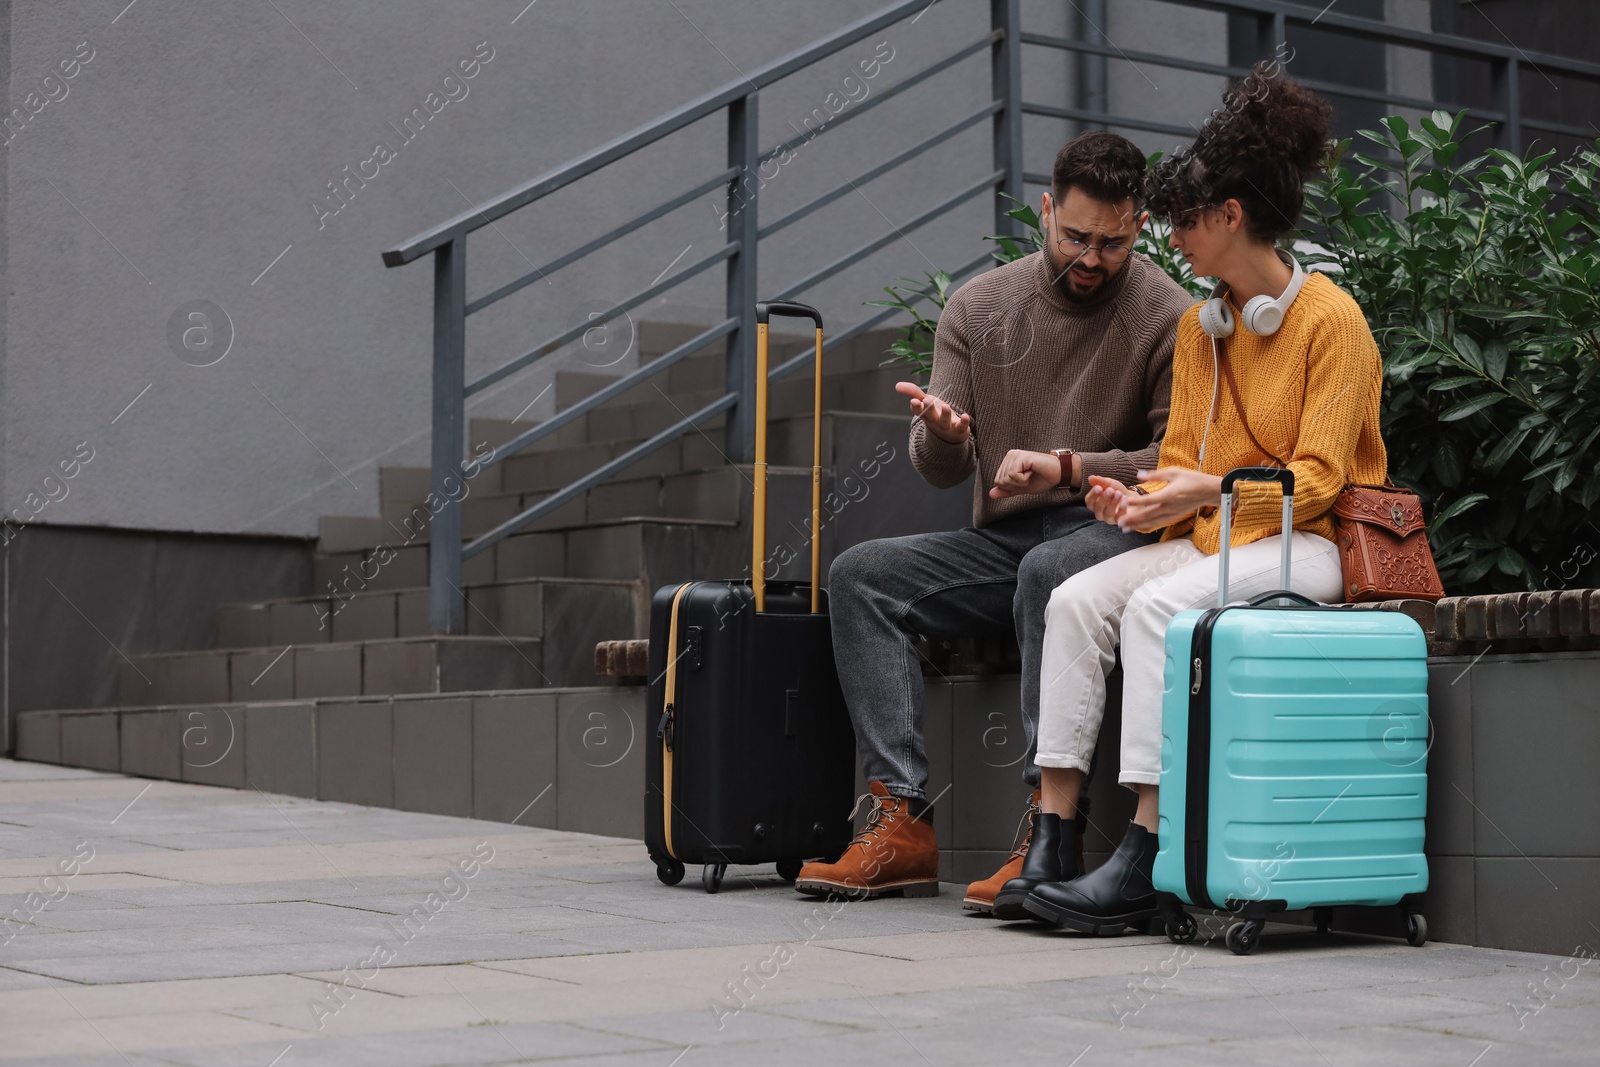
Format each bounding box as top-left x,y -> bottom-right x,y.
1146,61 -> 1334,243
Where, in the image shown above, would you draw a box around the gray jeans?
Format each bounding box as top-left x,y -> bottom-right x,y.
827,504 -> 1156,800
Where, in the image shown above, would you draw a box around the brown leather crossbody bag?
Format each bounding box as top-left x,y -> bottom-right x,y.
1216,342 -> 1445,603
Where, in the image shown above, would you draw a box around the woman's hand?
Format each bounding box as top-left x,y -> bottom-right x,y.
895,382 -> 971,444
989,449 -> 1062,499
1114,467 -> 1224,532
1084,475 -> 1131,526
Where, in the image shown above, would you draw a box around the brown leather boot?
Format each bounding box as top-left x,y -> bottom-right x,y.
962,789 -> 1040,914
794,780 -> 939,899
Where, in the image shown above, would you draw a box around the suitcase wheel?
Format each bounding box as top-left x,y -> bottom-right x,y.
1403,910 -> 1428,947
655,858 -> 685,887
776,859 -> 803,883
1314,906 -> 1333,935
1165,911 -> 1197,945
702,863 -> 727,894
1225,919 -> 1263,956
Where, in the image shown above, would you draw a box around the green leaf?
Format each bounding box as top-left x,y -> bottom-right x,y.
1482,338 -> 1509,382
1439,394 -> 1506,420
1431,492 -> 1489,527
1452,334 -> 1483,372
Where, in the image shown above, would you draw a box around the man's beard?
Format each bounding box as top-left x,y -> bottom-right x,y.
1048,251 -> 1110,304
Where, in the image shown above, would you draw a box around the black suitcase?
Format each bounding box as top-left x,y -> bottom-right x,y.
644,300 -> 857,893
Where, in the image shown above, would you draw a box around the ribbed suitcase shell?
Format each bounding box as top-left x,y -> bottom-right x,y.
1153,605 -> 1430,911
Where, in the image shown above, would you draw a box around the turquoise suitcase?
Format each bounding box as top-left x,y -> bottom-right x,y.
1151,467 -> 1430,955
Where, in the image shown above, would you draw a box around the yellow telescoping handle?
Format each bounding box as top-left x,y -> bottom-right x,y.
751,301 -> 825,613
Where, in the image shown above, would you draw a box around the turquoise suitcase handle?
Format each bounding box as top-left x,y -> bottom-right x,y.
1217,466 -> 1297,606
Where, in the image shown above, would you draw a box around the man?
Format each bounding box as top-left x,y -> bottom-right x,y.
795,132 -> 1193,915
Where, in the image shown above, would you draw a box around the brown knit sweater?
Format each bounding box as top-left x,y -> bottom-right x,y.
910,249 -> 1193,527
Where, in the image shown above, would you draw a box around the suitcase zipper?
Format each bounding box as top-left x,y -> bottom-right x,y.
659,583 -> 694,860
1190,658 -> 1203,695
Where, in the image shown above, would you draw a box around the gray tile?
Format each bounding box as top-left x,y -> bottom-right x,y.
316,699 -> 393,807
119,709 -> 181,780
1425,662 -> 1474,857
295,644 -> 362,698
396,588 -> 428,636
950,676 -> 1034,851
1426,854 -> 1476,948
230,646 -> 294,702
332,591 -> 398,641
270,598 -> 331,645
922,679 -> 954,843
14,712 -> 61,763
214,602 -> 271,648
474,693 -> 558,827
375,545 -> 428,589
181,705 -> 246,789
540,581 -> 637,686
496,532 -> 565,580
1471,656 -> 1600,858
364,640 -> 436,694
1475,857 -> 1600,956
557,688 -> 645,838
118,656 -> 163,707
435,640 -> 545,692
950,849 -> 1012,885
59,713 -> 119,772
161,652 -> 231,705
463,549 -> 495,585
393,697 -> 472,818
245,702 -> 317,797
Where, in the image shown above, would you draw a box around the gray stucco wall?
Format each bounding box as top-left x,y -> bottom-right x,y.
0,0 -> 1247,542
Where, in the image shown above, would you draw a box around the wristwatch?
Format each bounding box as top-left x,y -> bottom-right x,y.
1048,448 -> 1078,491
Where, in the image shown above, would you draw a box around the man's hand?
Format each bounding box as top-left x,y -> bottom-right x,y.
896,382 -> 971,444
989,449 -> 1062,499
1114,467 -> 1225,532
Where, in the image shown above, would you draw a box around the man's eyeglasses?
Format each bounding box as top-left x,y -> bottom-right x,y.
1053,228 -> 1133,264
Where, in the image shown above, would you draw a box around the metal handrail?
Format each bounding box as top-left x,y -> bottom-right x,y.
464,168 -> 738,317
383,0 -> 1022,631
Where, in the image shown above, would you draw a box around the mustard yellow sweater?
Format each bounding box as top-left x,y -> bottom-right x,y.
1136,271 -> 1388,553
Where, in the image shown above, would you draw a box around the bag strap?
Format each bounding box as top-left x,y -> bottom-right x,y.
1217,340 -> 1291,468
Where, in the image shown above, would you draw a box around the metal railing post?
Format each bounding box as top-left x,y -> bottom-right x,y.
1075,0 -> 1107,135
992,0 -> 1023,234
428,238 -> 467,634
725,92 -> 760,465
1493,57 -> 1522,153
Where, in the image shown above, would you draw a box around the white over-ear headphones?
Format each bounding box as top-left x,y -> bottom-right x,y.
1198,250 -> 1307,338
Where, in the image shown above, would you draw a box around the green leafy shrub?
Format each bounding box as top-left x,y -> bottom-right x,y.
1307,111 -> 1600,593
874,124 -> 1600,593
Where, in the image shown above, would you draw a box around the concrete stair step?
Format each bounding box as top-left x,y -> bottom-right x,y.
216,576 -> 644,647
115,636 -> 548,708
460,464 -> 817,537
312,512 -> 817,601
371,463 -> 816,546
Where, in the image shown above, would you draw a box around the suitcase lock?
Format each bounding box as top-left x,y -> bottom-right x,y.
683,627 -> 703,670
657,703 -> 676,750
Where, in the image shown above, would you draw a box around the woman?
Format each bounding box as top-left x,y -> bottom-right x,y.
984,63 -> 1388,933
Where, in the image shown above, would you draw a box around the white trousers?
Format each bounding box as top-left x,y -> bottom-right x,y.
1036,533 -> 1343,787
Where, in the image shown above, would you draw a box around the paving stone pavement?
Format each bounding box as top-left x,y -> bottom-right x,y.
0,758 -> 1594,1066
